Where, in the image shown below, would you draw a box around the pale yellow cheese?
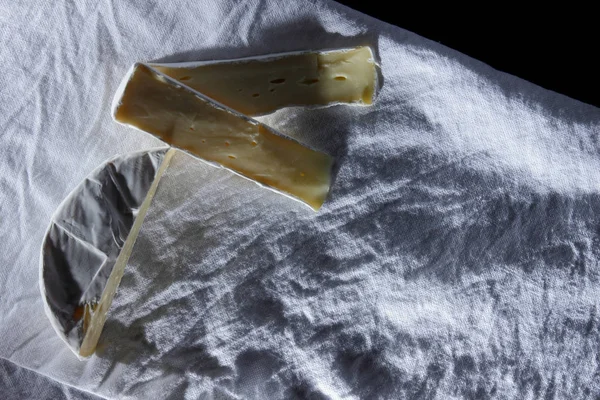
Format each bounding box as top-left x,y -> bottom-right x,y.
152,46 -> 376,116
114,64 -> 333,210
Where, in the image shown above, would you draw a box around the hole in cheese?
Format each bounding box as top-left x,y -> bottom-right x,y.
334,76 -> 347,81
251,141 -> 258,146
179,76 -> 192,81
225,142 -> 230,147
300,78 -> 319,85
252,93 -> 260,97
270,78 -> 286,84
228,155 -> 236,159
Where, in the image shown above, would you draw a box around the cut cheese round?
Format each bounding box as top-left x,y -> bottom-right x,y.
39,147 -> 171,358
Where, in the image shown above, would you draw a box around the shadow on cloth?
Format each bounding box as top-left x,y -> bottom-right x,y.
93,9 -> 600,399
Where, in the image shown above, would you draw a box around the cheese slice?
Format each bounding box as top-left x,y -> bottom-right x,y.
114,64 -> 334,210
151,46 -> 377,116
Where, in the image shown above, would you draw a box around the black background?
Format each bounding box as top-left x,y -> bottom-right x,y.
335,1 -> 599,108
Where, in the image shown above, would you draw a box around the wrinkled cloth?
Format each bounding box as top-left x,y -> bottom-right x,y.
2,0 -> 600,399
0,358 -> 103,400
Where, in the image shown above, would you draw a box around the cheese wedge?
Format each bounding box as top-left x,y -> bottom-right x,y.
114,64 -> 334,210
152,46 -> 377,116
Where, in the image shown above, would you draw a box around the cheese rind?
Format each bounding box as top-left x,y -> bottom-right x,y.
114,64 -> 334,210
151,46 -> 377,116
